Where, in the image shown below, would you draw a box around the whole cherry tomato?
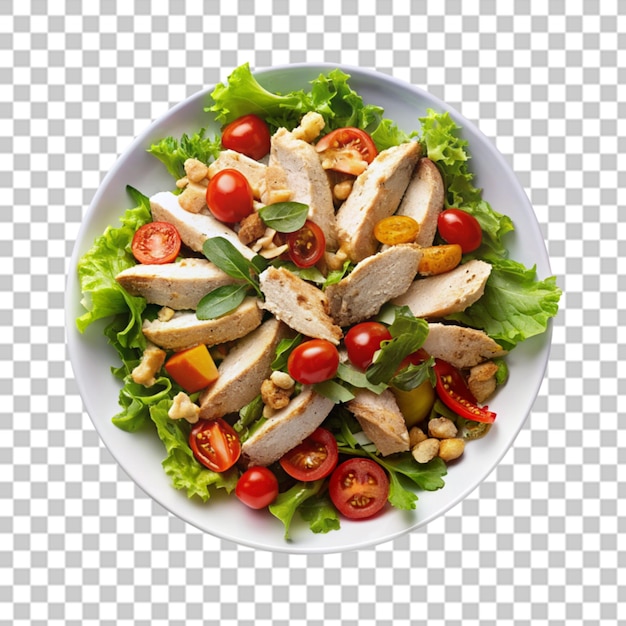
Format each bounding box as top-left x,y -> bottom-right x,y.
287,339 -> 339,385
221,114 -> 271,161
437,208 -> 482,253
206,169 -> 253,223
344,322 -> 392,370
235,466 -> 279,509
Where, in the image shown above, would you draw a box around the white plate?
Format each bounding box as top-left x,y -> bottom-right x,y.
66,64 -> 553,553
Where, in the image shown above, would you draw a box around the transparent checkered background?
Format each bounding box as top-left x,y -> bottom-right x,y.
1,0 -> 624,623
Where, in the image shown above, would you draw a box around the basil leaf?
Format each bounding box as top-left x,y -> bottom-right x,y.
366,306 -> 429,385
323,259 -> 354,289
271,334 -> 303,370
313,379 -> 355,404
196,283 -> 249,320
258,202 -> 309,233
202,237 -> 261,296
271,259 -> 326,284
336,363 -> 387,394
390,357 -> 435,392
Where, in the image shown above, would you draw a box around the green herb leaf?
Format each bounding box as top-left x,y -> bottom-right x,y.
202,237 -> 261,296
271,259 -> 326,284
268,479 -> 325,540
299,493 -> 341,534
313,379 -> 355,404
271,334 -> 303,371
323,259 -> 354,289
336,362 -> 387,394
196,283 -> 249,320
390,357 -> 435,392
258,202 -> 309,233
366,306 -> 429,385
233,394 -> 264,442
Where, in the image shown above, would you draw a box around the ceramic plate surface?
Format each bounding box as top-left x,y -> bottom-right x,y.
66,64 -> 553,553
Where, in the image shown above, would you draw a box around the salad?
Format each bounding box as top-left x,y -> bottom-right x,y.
76,63 -> 561,539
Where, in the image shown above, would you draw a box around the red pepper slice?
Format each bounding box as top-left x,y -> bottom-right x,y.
433,359 -> 497,424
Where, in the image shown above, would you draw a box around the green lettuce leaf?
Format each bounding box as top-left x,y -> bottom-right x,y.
298,493 -> 341,534
148,128 -> 222,180
150,399 -> 238,501
76,186 -> 151,349
269,479 -> 326,540
446,257 -> 562,351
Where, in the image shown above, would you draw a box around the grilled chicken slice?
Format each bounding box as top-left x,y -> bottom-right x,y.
141,297 -> 262,351
326,244 -> 422,327
240,386 -> 335,467
150,191 -> 255,259
265,127 -> 337,248
396,157 -> 445,247
259,266 -> 342,344
347,388 -> 410,456
393,259 -> 492,319
422,323 -> 507,369
335,141 -> 421,262
198,318 -> 289,420
116,258 -> 238,310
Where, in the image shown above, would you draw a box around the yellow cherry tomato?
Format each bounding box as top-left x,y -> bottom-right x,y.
393,380 -> 436,428
373,216 -> 420,245
417,244 -> 462,276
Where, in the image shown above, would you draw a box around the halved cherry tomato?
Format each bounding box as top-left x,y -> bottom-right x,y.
433,358 -> 496,423
279,428 -> 339,482
286,220 -> 326,268
344,322 -> 392,370
315,127 -> 378,175
437,209 -> 482,254
287,339 -> 339,385
235,466 -> 279,509
206,169 -> 253,223
221,114 -> 271,161
374,215 -> 420,245
131,221 -> 181,265
189,418 -> 241,472
328,458 -> 389,520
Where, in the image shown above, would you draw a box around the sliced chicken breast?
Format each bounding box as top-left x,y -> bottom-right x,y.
422,323 -> 507,369
150,191 -> 255,259
208,149 -> 267,199
259,266 -> 342,344
326,244 -> 422,327
347,388 -> 410,456
240,386 -> 335,467
396,157 -> 445,247
393,259 -> 492,319
141,296 -> 262,351
198,318 -> 290,420
335,141 -> 422,262
116,257 -> 238,310
265,127 -> 337,248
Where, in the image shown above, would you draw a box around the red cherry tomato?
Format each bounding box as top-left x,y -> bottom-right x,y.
328,458 -> 389,520
315,127 -> 378,175
235,466 -> 279,509
221,114 -> 271,161
437,208 -> 483,254
286,220 -> 326,268
206,169 -> 253,223
344,322 -> 392,370
279,428 -> 339,482
131,221 -> 181,265
189,418 -> 241,472
433,358 -> 497,423
287,339 -> 339,385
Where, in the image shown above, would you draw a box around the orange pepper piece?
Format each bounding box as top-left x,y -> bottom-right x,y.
165,344 -> 219,393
